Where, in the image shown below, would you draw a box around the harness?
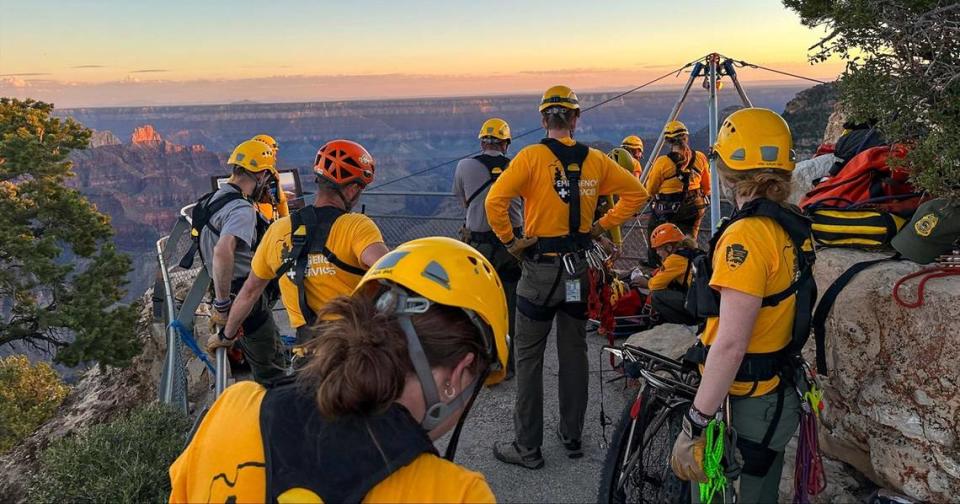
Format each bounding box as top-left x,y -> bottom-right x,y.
179,187 -> 248,269
669,247 -> 703,291
274,206 -> 367,327
684,198 -> 819,385
652,153 -> 704,218
260,383 -> 436,503
534,138 -> 593,255
464,153 -> 510,210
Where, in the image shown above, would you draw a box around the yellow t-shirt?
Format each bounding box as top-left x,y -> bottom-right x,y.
484,137 -> 649,243
251,210 -> 384,328
169,382 -> 495,504
699,216 -> 798,397
648,253 -> 691,291
644,152 -> 711,197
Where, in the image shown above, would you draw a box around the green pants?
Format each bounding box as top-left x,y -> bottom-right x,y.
236,295 -> 287,385
513,258 -> 589,448
692,388 -> 800,504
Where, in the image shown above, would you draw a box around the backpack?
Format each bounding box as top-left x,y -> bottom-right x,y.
799,145 -> 924,248
464,154 -> 510,209
829,124 -> 885,177
671,247 -> 705,291
178,188 -> 248,269
684,199 -> 823,377
274,205 -> 366,327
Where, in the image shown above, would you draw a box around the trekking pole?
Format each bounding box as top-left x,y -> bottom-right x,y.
215,347 -> 228,398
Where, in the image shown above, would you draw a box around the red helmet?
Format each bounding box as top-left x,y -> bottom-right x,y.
313,139 -> 376,187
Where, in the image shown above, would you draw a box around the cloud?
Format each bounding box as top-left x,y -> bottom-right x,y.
0,72 -> 50,77
130,69 -> 170,74
0,77 -> 29,88
72,65 -> 106,69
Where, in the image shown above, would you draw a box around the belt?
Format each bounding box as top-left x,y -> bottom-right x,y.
468,227 -> 522,245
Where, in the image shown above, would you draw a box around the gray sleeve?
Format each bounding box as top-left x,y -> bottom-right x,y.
452,161 -> 466,206
219,204 -> 257,248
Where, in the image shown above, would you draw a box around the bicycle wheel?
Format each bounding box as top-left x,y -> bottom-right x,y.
598,388 -> 690,503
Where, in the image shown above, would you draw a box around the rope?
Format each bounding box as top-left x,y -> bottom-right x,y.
793,408 -> 826,503
169,320 -> 216,374
893,266 -> 960,308
700,419 -> 728,504
723,56 -> 830,85
368,60 -> 700,191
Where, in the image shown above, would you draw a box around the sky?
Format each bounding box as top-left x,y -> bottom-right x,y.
0,0 -> 844,107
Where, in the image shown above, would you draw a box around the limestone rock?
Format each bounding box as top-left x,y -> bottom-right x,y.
623,323 -> 697,359
811,248 -> 960,502
789,154 -> 836,205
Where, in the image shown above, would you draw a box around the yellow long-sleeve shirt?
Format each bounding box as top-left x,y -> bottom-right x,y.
485,137 -> 649,243
645,151 -> 711,197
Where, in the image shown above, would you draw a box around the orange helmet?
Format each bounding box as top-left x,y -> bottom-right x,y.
650,223 -> 685,248
313,139 -> 376,187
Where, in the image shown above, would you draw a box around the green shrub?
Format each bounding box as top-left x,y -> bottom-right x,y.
28,403 -> 190,504
0,355 -> 69,453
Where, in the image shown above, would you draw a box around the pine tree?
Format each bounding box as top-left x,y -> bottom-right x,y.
0,98 -> 139,367
785,0 -> 960,198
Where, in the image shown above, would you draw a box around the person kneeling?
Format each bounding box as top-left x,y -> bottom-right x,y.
170,237 -> 508,503
633,223 -> 701,326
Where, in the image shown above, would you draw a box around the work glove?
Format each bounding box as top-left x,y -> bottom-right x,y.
208,298 -> 232,332
670,409 -> 710,483
505,236 -> 538,261
589,221 -> 607,239
206,326 -> 240,356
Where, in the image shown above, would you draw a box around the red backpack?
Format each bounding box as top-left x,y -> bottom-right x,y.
800,145 -> 925,247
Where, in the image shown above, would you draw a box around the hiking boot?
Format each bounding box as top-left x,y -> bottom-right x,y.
493,441 -> 544,469
555,426 -> 583,459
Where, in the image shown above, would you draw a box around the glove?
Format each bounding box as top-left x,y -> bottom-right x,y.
206,326 -> 240,355
208,298 -> 232,332
589,222 -> 607,239
670,409 -> 710,483
505,236 -> 538,260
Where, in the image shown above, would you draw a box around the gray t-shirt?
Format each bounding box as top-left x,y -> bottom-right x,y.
199,184 -> 257,280
452,150 -> 523,232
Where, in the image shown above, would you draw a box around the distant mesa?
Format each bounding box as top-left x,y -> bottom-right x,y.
131,124 -> 163,145
89,130 -> 121,148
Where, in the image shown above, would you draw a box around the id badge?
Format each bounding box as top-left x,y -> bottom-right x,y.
565,279 -> 582,303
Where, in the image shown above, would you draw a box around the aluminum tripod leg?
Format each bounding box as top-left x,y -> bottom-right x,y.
639,61 -> 704,183
707,54 -> 723,234
723,59 -> 753,108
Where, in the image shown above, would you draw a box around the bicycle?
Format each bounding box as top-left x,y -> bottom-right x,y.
597,343 -> 701,504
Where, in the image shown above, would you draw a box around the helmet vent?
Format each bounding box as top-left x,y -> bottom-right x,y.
374,250 -> 409,270
760,146 -> 779,162
421,261 -> 451,290
731,148 -> 747,161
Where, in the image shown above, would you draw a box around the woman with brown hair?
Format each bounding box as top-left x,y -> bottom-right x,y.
170,237 -> 509,503
670,108 -> 814,503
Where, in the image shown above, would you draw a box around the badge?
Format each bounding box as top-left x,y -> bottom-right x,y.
725,243 -> 749,270
914,213 -> 938,237
565,279 -> 581,303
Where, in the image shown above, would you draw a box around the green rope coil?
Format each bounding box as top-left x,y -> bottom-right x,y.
699,419 -> 727,503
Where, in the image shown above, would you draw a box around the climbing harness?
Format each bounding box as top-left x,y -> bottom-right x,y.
893,250 -> 960,308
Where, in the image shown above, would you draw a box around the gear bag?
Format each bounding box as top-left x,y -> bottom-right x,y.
274,206 -> 366,327
684,199 -> 822,379
800,145 -> 925,248
179,187 -> 248,269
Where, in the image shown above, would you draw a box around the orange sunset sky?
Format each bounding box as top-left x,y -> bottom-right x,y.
0,0 -> 844,107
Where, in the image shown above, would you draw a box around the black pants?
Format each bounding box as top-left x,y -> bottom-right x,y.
650,289 -> 697,326
468,237 -> 520,375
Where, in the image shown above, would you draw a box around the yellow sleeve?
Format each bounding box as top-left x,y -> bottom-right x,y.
709,220 -> 768,297
349,214 -> 386,259
596,154 -> 649,230
251,217 -> 291,280
277,189 -> 290,218
698,153 -> 712,196
644,156 -> 669,196
461,476 -> 496,503
631,158 -> 642,179
485,153 -> 528,243
648,254 -> 686,291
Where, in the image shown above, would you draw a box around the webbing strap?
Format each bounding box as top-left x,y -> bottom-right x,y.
811,253 -> 901,375
179,190 -> 247,269
539,139 -> 590,239
464,154 -> 509,209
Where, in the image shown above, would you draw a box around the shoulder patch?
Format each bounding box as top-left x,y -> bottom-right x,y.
725,243 -> 749,270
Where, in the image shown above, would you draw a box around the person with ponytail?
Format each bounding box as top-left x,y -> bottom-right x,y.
170,237 -> 509,503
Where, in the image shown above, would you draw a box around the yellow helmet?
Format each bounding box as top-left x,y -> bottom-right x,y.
607,148 -> 635,173
478,118 -> 511,142
621,135 -> 644,151
251,134 -> 278,153
713,108 -> 796,171
227,140 -> 276,174
663,120 -> 689,139
357,237 -> 509,389
539,85 -> 580,113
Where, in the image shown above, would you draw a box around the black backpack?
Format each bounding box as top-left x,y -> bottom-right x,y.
684,199 -> 824,378
178,188 -> 248,269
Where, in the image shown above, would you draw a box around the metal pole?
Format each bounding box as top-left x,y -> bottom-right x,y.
640,62 -> 704,184
215,347 -> 228,398
723,59 -> 753,108
157,235 -> 176,404
707,53 -> 723,234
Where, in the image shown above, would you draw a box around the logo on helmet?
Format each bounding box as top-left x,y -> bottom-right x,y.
360,153 -> 373,166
